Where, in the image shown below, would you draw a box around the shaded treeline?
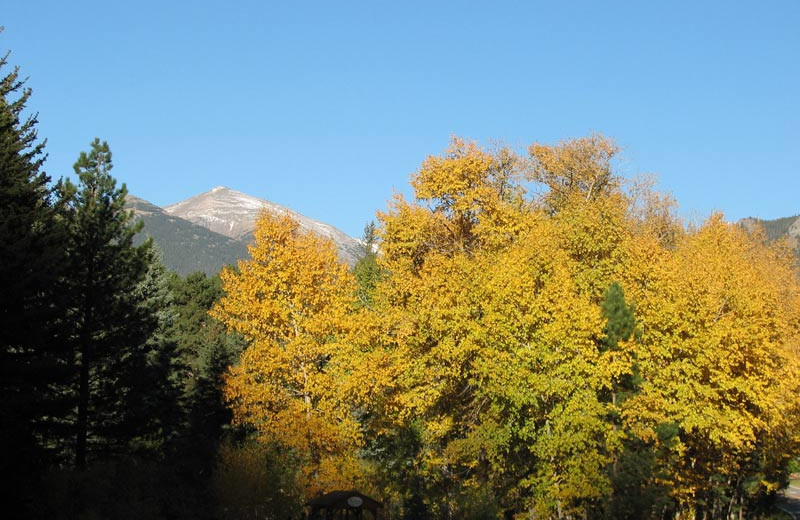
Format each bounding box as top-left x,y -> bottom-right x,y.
749,215 -> 799,243
1,50 -> 247,519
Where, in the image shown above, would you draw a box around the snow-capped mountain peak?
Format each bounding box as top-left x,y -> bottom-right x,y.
163,186 -> 361,264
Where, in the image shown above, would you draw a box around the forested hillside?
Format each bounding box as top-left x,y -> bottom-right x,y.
740,215 -> 800,265
755,214 -> 800,241
127,195 -> 249,275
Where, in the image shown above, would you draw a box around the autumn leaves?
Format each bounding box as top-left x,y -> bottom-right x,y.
212,216 -> 363,493
212,136 -> 800,519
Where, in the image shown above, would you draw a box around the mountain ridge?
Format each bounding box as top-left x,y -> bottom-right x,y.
127,187 -> 362,275
163,186 -> 361,265
126,195 -> 249,276
739,214 -> 800,263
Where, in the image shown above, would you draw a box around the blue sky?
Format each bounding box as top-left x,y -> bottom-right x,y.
3,1 -> 798,238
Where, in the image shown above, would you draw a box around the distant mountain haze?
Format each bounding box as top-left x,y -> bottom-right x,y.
126,187 -> 362,275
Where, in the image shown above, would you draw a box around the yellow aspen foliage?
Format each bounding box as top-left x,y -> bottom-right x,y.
380,137 -> 527,270
211,212 -> 363,496
623,213 -> 800,512
529,133 -> 620,212
210,134 -> 800,519
471,219 -> 618,518
549,192 -> 633,300
367,136 -> 639,517
362,134 -> 800,518
374,139 -> 531,426
626,174 -> 683,248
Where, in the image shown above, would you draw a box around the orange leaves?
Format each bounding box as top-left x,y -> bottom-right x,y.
381,138 -> 527,272
368,137 -> 633,515
369,134 -> 800,515
411,137 -> 497,206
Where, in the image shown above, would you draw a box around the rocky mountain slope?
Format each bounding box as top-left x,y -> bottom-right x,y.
129,190 -> 798,276
127,196 -> 249,276
127,188 -> 362,275
740,214 -> 800,261
740,215 -> 800,242
164,187 -> 361,265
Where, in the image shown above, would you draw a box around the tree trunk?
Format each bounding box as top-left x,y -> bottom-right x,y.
75,326 -> 89,469
75,264 -> 94,470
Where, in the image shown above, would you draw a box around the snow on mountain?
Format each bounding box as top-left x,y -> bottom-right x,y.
164,186 -> 362,265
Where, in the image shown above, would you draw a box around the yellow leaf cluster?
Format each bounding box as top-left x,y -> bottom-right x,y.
622,213 -> 800,508
213,136 -> 800,518
212,212 -> 362,496
362,136 -> 800,516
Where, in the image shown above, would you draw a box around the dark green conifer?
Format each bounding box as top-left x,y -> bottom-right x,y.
0,45 -> 69,515
353,221 -> 384,307
600,282 -> 637,352
598,283 -> 667,520
60,139 -> 158,468
168,272 -> 244,467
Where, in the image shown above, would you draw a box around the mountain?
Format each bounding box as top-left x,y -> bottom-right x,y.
164,186 -> 362,265
127,195 -> 249,276
126,188 -> 363,275
740,214 -> 800,260
740,215 -> 800,242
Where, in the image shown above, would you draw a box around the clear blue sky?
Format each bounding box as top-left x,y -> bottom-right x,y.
3,1 -> 798,238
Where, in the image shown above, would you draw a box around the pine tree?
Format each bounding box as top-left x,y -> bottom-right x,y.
126,254 -> 183,455
353,221 -> 383,308
597,282 -> 658,520
599,281 -> 641,405
168,272 -> 244,474
0,45 -> 69,514
600,283 -> 636,351
60,138 -> 157,469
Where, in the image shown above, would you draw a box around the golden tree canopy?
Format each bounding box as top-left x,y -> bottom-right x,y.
212,212 -> 363,495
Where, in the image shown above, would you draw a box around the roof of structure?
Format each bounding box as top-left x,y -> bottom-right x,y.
307,490 -> 383,511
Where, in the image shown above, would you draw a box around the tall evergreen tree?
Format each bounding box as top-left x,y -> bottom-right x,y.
597,282 -> 647,519
168,272 -> 244,466
61,138 -> 158,469
353,221 -> 383,308
126,254 -> 183,454
0,45 -> 68,514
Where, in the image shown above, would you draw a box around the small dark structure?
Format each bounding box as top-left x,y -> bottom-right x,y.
306,490 -> 383,519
